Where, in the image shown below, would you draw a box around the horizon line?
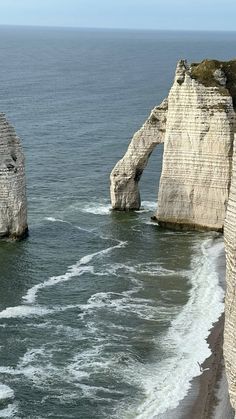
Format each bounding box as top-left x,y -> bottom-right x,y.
0,23 -> 235,33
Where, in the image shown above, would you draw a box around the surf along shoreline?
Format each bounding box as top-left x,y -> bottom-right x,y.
162,239 -> 234,419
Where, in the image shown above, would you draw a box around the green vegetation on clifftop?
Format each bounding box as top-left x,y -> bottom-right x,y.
190,59 -> 236,107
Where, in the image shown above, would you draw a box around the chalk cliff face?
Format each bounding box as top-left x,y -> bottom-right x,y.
0,113 -> 27,239
224,136 -> 236,415
110,99 -> 167,210
157,60 -> 235,231
110,59 -> 236,415
111,60 -> 235,230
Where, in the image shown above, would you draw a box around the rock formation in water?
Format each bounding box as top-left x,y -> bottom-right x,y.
110,59 -> 236,415
110,99 -> 167,210
157,60 -> 235,231
111,60 -> 235,231
0,113 -> 27,239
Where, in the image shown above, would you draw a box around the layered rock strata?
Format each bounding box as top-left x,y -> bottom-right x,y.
110,99 -> 167,210
0,113 -> 27,239
111,59 -> 236,231
110,59 -> 236,415
157,60 -> 235,231
224,137 -> 236,416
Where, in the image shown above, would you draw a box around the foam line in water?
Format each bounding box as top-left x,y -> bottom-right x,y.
0,403 -> 18,418
0,305 -> 52,319
130,237 -> 225,418
0,303 -> 82,320
80,203 -> 111,215
44,217 -> 95,234
23,240 -> 127,304
79,288 -> 178,322
45,217 -> 64,223
143,220 -> 159,226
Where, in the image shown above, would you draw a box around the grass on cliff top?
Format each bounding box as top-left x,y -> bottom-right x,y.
190,59 -> 236,107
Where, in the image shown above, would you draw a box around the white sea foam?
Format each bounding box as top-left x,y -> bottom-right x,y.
76,200 -> 156,215
127,237 -> 225,418
91,261 -> 183,279
0,403 -> 18,418
79,289 -> 178,323
77,260 -> 186,322
91,262 -> 137,277
0,384 -> 14,400
80,203 -> 111,215
45,217 -> 95,234
0,241 -> 127,319
0,303 -> 84,320
45,217 -> 63,223
136,201 -> 157,213
0,305 -> 52,319
136,262 -> 182,277
143,220 -> 159,226
22,240 -> 126,304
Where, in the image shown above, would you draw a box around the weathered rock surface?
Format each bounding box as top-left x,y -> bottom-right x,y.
111,60 -> 235,230
156,60 -> 235,231
224,135 -> 236,416
110,58 -> 236,416
0,113 -> 27,239
110,99 -> 167,210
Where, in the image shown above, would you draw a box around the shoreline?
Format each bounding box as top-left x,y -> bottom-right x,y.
183,314 -> 231,419
160,315 -> 232,419
182,312 -> 234,419
184,238 -> 234,419
160,238 -> 234,419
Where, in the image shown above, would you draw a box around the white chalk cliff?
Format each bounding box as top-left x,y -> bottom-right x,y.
0,113 -> 27,239
110,99 -> 167,210
110,59 -> 236,415
111,60 -> 235,230
157,60 -> 234,231
224,136 -> 236,416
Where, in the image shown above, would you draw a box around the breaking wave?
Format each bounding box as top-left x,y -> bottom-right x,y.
127,237 -> 225,418
21,240 -> 126,304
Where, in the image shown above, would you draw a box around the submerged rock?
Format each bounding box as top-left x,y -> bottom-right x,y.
0,113 -> 27,239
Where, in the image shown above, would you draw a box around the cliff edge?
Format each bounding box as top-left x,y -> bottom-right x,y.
111,59 -> 236,231
157,60 -> 235,231
110,59 -> 236,416
0,113 -> 27,239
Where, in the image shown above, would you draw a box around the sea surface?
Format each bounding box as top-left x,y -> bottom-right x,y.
0,26 -> 233,418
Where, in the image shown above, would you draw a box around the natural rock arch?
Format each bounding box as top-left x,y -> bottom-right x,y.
110,98 -> 168,210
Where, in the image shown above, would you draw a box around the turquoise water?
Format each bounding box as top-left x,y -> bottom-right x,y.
0,27 -> 231,418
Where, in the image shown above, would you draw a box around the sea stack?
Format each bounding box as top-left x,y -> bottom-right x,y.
111,59 -> 236,231
0,113 -> 27,239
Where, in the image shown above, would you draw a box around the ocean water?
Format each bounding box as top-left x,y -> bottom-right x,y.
0,26 -> 233,418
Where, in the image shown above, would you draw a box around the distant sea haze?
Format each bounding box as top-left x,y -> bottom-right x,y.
0,26 -> 233,418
